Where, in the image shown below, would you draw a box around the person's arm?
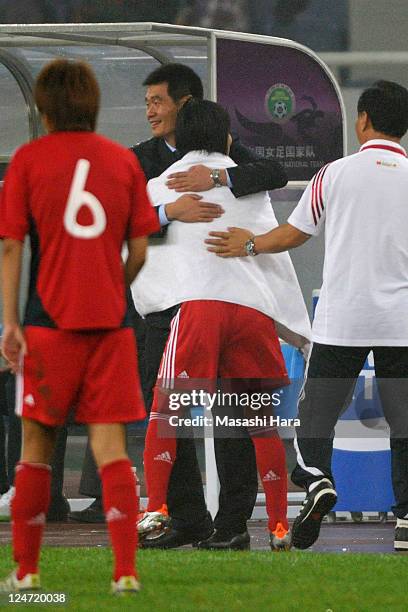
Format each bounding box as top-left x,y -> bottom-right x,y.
1,238 -> 26,371
124,236 -> 148,285
165,165 -> 230,192
148,173 -> 224,225
0,150 -> 30,372
205,223 -> 310,257
227,139 -> 288,197
164,138 -> 288,198
205,164 -> 330,257
131,141 -> 223,228
164,194 -> 224,223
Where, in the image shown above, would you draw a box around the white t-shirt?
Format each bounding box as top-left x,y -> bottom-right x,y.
132,151 -> 311,348
288,139 -> 408,346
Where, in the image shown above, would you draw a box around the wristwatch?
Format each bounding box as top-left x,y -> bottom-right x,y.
210,168 -> 223,188
245,238 -> 258,256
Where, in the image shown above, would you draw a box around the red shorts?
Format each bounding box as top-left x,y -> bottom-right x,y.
16,326 -> 146,427
156,300 -> 288,392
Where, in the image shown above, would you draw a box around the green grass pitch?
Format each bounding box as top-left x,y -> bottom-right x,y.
0,546 -> 407,611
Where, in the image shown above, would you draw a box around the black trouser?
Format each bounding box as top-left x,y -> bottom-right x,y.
0,371 -> 9,492
0,416 -> 7,493
4,373 -> 21,487
213,436 -> 258,533
80,307 -> 258,532
292,343 -> 408,518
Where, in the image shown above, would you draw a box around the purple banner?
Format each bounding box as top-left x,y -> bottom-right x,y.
216,38 -> 344,181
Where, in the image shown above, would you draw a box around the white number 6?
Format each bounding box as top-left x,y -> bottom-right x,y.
64,159 -> 107,239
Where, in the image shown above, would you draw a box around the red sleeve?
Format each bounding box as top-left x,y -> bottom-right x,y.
0,150 -> 29,242
128,160 -> 160,238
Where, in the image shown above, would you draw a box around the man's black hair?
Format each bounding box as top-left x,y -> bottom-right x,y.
143,63 -> 204,102
357,80 -> 408,138
175,99 -> 230,155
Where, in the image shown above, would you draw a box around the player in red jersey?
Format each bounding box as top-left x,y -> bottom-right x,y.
136,100 -> 310,551
0,59 -> 159,594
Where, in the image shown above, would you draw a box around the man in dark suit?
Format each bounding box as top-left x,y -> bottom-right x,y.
70,64 -> 288,549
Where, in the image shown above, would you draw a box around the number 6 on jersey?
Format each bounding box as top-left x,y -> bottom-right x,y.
64,158 -> 107,239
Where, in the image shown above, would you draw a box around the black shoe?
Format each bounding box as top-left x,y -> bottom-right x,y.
68,499 -> 105,523
141,523 -> 213,549
394,518 -> 408,551
291,478 -> 337,550
47,495 -> 70,522
196,529 -> 250,550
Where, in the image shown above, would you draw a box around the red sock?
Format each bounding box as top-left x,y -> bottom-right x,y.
100,459 -> 138,582
143,415 -> 177,511
252,434 -> 288,532
12,462 -> 51,579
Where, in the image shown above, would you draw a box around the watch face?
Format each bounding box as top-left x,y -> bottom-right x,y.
245,239 -> 256,256
211,169 -> 221,187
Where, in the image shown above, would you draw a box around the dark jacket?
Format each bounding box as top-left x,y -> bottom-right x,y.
130,136 -> 288,195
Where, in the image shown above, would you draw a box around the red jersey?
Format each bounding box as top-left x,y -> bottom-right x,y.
0,132 -> 159,330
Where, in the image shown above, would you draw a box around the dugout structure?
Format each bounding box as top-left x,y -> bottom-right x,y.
0,22 -> 346,314
0,23 -> 346,516
0,22 -> 346,179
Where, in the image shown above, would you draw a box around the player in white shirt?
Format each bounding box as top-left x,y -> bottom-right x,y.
206,80 -> 408,551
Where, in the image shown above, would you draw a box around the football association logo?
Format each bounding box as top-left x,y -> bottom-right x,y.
265,83 -> 296,123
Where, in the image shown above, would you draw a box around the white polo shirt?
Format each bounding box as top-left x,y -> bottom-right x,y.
288,139 -> 408,346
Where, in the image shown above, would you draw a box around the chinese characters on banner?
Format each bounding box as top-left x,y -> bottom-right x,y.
216,38 -> 344,182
